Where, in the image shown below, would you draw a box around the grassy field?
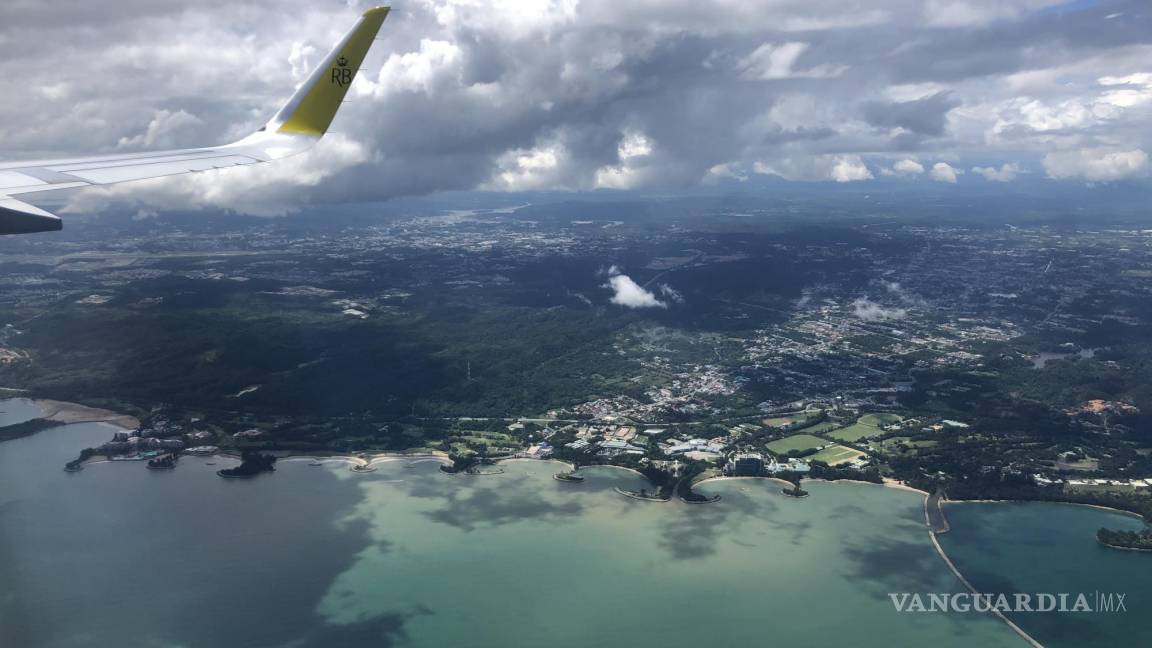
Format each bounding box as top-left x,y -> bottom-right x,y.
808,445 -> 866,466
766,434 -> 828,454
860,413 -> 903,426
803,421 -> 841,435
827,413 -> 904,442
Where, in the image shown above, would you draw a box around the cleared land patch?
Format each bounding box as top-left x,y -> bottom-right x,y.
763,416 -> 799,427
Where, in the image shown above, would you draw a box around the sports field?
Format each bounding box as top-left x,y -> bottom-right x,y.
808,444 -> 866,466
826,413 -> 903,442
766,434 -> 827,455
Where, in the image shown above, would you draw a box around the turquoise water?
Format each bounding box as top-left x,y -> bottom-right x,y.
0,409 -> 1139,647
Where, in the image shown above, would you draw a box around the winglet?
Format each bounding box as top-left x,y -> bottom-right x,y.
0,198 -> 62,234
267,6 -> 390,137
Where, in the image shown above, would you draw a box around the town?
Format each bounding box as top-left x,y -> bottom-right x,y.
1,194 -> 1151,516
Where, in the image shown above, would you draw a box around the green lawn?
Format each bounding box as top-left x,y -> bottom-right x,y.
827,413 -> 904,442
859,413 -> 903,426
801,421 -> 840,434
766,434 -> 828,454
808,445 -> 866,466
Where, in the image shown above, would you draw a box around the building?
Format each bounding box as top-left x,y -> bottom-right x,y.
597,439 -> 646,458
766,457 -> 811,474
524,442 -> 553,459
728,453 -> 765,476
185,446 -> 219,456
666,438 -> 725,455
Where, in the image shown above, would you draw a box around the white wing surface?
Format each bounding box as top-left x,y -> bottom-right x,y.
0,6 -> 390,234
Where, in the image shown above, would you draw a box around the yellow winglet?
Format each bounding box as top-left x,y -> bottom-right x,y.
272,6 -> 391,137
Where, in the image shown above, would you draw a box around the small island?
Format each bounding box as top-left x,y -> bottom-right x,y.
782,482 -> 809,498
217,452 -> 276,478
616,486 -> 669,502
1097,527 -> 1152,552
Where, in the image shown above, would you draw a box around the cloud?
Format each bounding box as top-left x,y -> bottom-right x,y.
852,297 -> 907,321
883,281 -> 926,306
923,0 -> 1067,28
930,162 -> 962,183
882,158 -> 925,176
658,283 -> 685,304
756,154 -> 873,182
1,0 -> 1150,215
831,156 -> 874,182
603,268 -> 666,309
972,162 -> 1021,182
116,109 -> 203,150
861,92 -> 960,136
1042,148 -> 1149,181
737,42 -> 846,80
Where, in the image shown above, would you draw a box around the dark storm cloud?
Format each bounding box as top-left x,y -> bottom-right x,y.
1,0 -> 1150,214
861,92 -> 962,136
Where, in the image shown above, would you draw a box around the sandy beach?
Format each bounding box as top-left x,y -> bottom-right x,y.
33,399 -> 140,430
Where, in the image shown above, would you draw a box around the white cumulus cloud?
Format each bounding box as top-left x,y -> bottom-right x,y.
930,162 -> 962,183
972,162 -> 1021,182
1042,148 -> 1149,181
831,155 -> 874,182
603,268 -> 666,309
883,158 -> 925,176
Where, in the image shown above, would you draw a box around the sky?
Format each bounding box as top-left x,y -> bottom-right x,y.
0,0 -> 1150,214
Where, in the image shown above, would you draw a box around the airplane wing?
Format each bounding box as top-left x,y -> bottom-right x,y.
0,6 -> 391,235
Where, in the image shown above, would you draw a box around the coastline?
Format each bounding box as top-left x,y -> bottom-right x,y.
802,477 -> 1044,645
49,431 -> 1116,647
803,476 -> 930,496
927,530 -> 1045,648
1096,539 -> 1152,552
943,498 -> 1147,521
693,475 -> 796,489
497,456 -> 576,472
236,450 -> 451,469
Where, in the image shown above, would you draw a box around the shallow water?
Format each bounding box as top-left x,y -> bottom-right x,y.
0,409 -> 1138,647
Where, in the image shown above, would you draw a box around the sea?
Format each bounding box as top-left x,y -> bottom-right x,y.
0,399 -> 1146,648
